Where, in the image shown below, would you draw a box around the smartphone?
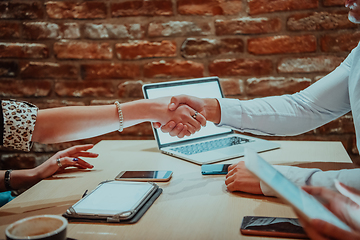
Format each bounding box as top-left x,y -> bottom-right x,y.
115,171 -> 173,182
240,216 -> 308,239
201,164 -> 231,175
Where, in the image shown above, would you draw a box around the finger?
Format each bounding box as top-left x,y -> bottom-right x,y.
227,163 -> 237,172
225,173 -> 236,186
177,125 -> 188,138
169,95 -> 184,111
153,122 -> 162,129
160,121 -> 176,133
72,151 -> 99,158
339,182 -> 360,196
169,123 -> 184,137
62,157 -> 94,169
185,123 -> 197,135
196,112 -> 207,127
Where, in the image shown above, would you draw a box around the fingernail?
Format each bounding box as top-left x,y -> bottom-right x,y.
177,125 -> 182,130
73,158 -> 78,162
169,122 -> 175,128
169,103 -> 176,109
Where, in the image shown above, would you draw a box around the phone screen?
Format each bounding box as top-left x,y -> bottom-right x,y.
117,171 -> 172,180
241,216 -> 308,238
201,164 -> 231,175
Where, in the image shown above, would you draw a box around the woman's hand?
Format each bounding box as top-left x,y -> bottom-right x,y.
225,161 -> 263,195
35,144 -> 98,180
150,97 -> 206,137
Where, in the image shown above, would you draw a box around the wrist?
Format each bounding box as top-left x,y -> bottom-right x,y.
204,98 -> 221,124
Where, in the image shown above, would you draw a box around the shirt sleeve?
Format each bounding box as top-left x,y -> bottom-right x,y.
216,56 -> 351,136
1,100 -> 38,152
259,165 -> 320,196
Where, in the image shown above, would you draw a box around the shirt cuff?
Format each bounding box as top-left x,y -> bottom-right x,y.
216,98 -> 242,128
2,100 -> 38,152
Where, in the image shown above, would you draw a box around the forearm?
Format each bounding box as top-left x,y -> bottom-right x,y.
32,105 -> 120,144
0,169 -> 40,192
32,99 -> 169,144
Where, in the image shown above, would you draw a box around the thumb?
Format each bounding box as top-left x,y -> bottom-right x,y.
168,95 -> 184,111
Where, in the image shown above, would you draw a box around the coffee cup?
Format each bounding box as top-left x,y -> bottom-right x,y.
5,215 -> 67,240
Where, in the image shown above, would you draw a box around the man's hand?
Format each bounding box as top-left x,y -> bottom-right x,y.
156,95 -> 220,138
225,161 -> 263,195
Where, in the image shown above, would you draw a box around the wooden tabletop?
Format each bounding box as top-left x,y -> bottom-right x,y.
0,140 -> 354,240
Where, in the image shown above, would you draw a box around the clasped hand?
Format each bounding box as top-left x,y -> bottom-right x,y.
153,95 -> 209,138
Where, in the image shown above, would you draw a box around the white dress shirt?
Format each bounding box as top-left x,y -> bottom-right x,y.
217,42 -> 360,196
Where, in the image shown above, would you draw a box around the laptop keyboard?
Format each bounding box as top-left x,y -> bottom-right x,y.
170,136 -> 254,155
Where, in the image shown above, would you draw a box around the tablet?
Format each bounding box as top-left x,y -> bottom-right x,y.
244,149 -> 351,232
65,181 -> 159,222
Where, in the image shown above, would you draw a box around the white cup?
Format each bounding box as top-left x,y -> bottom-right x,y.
5,215 -> 67,240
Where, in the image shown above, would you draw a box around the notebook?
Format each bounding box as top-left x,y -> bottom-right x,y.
142,77 -> 280,165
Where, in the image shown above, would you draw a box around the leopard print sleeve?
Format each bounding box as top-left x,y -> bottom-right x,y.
1,100 -> 38,152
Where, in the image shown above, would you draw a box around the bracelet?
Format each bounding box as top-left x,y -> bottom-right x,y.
4,169 -> 13,191
114,101 -> 124,132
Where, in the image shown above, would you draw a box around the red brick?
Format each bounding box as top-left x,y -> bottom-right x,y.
181,38 -> 243,58
20,62 -> 78,79
321,32 -> 360,52
177,0 -> 242,16
0,43 -> 49,59
148,21 -> 212,37
118,80 -> 145,98
0,80 -> 51,97
246,77 -> 311,96
23,22 -> 80,40
81,63 -> 140,80
323,0 -> 345,6
144,60 -> 204,78
248,0 -> 318,15
219,78 -> 243,96
115,40 -> 176,60
277,56 -> 344,73
287,11 -> 356,31
0,22 -> 20,39
248,35 -> 317,55
54,41 -> 112,59
215,17 -> 281,35
55,81 -> 114,97
84,23 -> 145,39
0,2 -> 43,19
111,0 -> 173,17
209,59 -> 273,77
0,61 -> 17,78
317,114 -> 355,134
45,1 -> 106,19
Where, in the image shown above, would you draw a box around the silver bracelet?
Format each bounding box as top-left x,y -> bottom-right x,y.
114,101 -> 124,132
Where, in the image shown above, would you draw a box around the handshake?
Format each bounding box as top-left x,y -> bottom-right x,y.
149,94 -> 221,138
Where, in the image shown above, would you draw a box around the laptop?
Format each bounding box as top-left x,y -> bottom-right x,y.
142,77 -> 280,165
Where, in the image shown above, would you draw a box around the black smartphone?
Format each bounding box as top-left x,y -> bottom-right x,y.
115,171 -> 173,182
240,216 -> 308,239
201,164 -> 231,175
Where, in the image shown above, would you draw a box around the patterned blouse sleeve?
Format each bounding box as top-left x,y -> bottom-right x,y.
1,100 -> 38,152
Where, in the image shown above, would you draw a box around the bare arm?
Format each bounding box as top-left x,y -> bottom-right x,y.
32,98 -> 206,144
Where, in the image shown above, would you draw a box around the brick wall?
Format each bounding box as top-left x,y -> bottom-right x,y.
1,0 -> 360,169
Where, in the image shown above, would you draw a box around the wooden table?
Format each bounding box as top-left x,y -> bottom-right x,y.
0,140 -> 354,240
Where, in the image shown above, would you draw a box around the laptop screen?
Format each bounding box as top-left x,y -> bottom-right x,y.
143,77 -> 232,147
